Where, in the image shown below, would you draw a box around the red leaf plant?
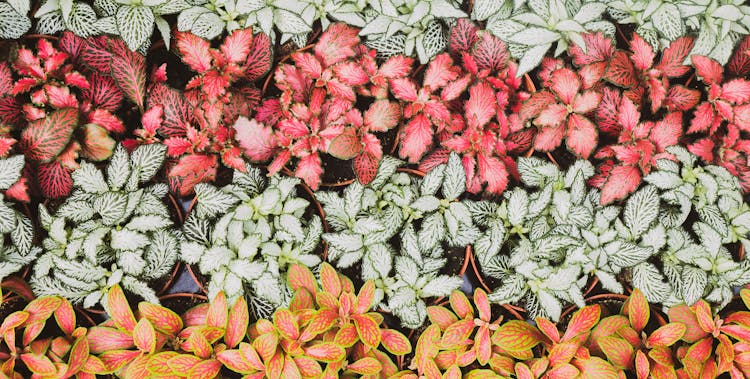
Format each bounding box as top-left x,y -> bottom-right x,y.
407,19 -> 532,195
590,94 -> 683,204
253,23 -> 410,189
604,34 -> 699,115
127,28 -> 272,195
4,32 -> 139,199
686,39 -> 750,192
591,288 -> 686,379
0,296 -> 102,379
0,63 -> 28,202
667,289 -> 750,378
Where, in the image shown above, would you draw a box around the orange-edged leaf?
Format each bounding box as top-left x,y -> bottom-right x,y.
492,320 -> 543,351
716,334 -> 734,373
22,321 -> 45,346
24,296 -> 62,324
548,342 -> 579,366
440,318 -> 475,349
651,362 -> 679,379
547,363 -> 580,379
668,304 -> 707,343
253,332 -> 279,362
328,126 -> 361,160
364,100 -> 400,132
334,323 -> 360,347
591,316 -> 629,351
288,264 -> 317,294
536,316 -> 560,343
694,301 -> 715,334
449,290 -> 473,319
167,353 -> 202,372
54,298 -> 76,336
87,326 -> 134,353
187,359 -> 222,379
225,296 -> 249,348
319,263 -> 341,297
20,108 -> 78,162
294,356 -> 322,377
515,362 -> 534,379
64,336 -> 90,376
273,308 -> 300,341
599,336 -> 633,368
266,350 -> 284,379
684,337 -> 712,363
106,285 -> 136,332
206,291 -> 228,329
186,329 -> 213,359
721,324 -> 750,342
301,309 -> 337,342
138,302 -> 182,336
146,351 -> 178,375
98,349 -> 141,372
627,288 -> 650,333
133,318 -> 156,354
352,313 -> 381,348
427,306 -> 458,330
563,305 -> 601,341
442,364 -> 461,379
476,325 -> 492,365
356,280 -> 376,314
0,311 -> 28,334
741,288 -> 750,310
82,354 -> 109,374
347,357 -> 381,375
236,343 -> 264,371
290,288 -> 314,311
303,342 -> 345,363
281,354 -> 302,379
474,288 -> 491,322
648,323 -> 686,347
20,353 -> 57,375
381,328 -> 411,355
635,350 -> 649,379
574,356 -> 620,379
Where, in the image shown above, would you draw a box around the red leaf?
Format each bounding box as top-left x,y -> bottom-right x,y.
334,61 -> 369,86
600,165 -> 641,204
168,154 -> 218,196
176,32 -> 212,73
688,138 -> 715,162
520,91 -> 557,121
379,55 -> 414,78
651,112 -> 683,151
244,32 -> 272,81
688,102 -> 716,134
722,79 -> 750,104
570,32 -> 614,66
424,54 -> 459,89
449,18 -> 478,54
605,51 -> 636,88
657,36 -> 694,77
110,52 -> 146,110
534,124 -> 565,151
295,153 -> 323,190
64,337 -> 89,376
399,114 -> 433,163
390,78 -> 418,102
37,160 -> 73,199
627,288 -> 650,333
551,68 -> 582,104
314,23 -> 359,67
691,55 -> 723,84
147,83 -> 191,138
666,85 -> 700,111
352,313 -> 381,348
328,126 -> 362,160
566,114 -> 597,159
473,32 -> 509,72
466,82 -> 496,128
729,35 -> 750,76
21,108 -> 78,162
364,100 -> 400,132
234,117 -> 275,162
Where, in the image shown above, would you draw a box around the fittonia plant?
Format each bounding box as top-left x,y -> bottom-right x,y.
0,0 -> 31,39
180,165 -> 322,318
319,153 -> 475,328
29,144 -> 179,307
631,147 -> 750,308
482,0 -> 615,75
0,155 -> 39,284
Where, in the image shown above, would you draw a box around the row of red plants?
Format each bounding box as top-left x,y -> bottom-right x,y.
1,20 -> 750,204
2,263 -> 750,379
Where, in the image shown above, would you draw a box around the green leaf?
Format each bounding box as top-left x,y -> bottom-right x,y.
116,5 -> 155,51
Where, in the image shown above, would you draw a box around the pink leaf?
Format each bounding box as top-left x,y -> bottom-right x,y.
666,85 -> 700,111
729,35 -> 750,76
722,79 -> 750,104
572,91 -> 602,114
379,55 -> 414,78
291,52 -> 323,79
234,117 -> 276,162
550,68 -> 581,104
465,82 -> 496,128
600,165 -> 641,204
534,124 -> 565,152
390,78 -> 418,102
400,114 -> 433,163
618,97 -> 640,132
688,138 -> 715,162
478,155 -> 508,195
424,54 -> 459,89
176,32 -> 212,73
243,32 -> 273,81
328,126 -> 362,160
296,153 -> 323,190
88,109 -> 125,133
334,62 -> 369,86
364,100 -> 401,132
314,23 -> 360,67
691,55 -> 723,84
687,102 -> 716,134
221,29 -> 253,63
630,34 -> 655,71
535,103 -> 568,128
566,114 -> 597,158
657,36 -> 694,77
570,32 -> 614,66
650,112 -> 682,151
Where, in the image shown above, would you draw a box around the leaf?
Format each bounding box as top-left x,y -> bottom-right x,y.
21,108 -> 78,162
138,302 -> 182,335
225,296 -> 249,348
600,165 -> 641,205
347,357 -> 381,375
274,308 -> 299,341
442,153 -> 465,200
234,116 -> 275,162
133,318 -> 156,353
328,127 -> 362,160
0,155 -> 24,189
492,320 -> 543,351
465,82 -> 496,128
651,4 -> 683,42
352,313 -> 381,348
365,100 -> 400,132
599,336 -> 634,368
567,114 -> 597,159
562,305 -> 600,341
303,342 -> 345,362
116,5 -> 154,51
381,329 -> 411,355
517,44 -> 551,76
623,185 -> 659,238
110,51 -> 146,110
106,285 -> 136,332
647,323 -> 685,347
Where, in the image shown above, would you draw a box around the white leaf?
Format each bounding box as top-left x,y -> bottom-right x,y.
573,2 -> 606,24
110,229 -> 150,251
273,9 -> 311,34
441,153 -> 465,199
508,27 -> 560,46
506,188 -> 529,226
516,43 -> 551,76
0,156 -> 24,190
116,5 -> 155,51
623,185 -> 659,238
651,3 -> 683,41
130,144 -> 166,182
420,275 -> 462,297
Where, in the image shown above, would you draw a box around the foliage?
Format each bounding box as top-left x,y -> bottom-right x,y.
318,153 -> 474,328
255,23 -> 409,189
687,36 -> 750,192
29,144 -> 179,308
0,0 -> 31,39
35,0 -> 190,52
6,32 -> 147,199
483,0 -> 615,75
128,28 -> 272,196
0,155 -> 39,284
180,165 -> 321,319
0,295 -> 100,378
